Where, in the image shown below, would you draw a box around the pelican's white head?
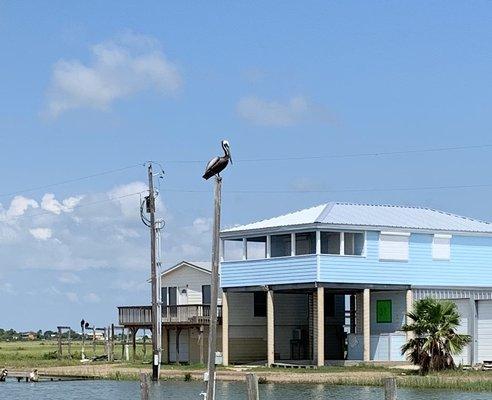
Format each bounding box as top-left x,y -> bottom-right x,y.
221,140 -> 232,163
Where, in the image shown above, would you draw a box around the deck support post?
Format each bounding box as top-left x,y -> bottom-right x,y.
405,289 -> 414,341
132,327 -> 138,361
267,289 -> 275,366
363,288 -> 371,362
314,286 -> 324,367
175,327 -> 181,365
222,292 -> 229,366
199,325 -> 205,365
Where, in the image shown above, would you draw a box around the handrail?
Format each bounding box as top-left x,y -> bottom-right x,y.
118,304 -> 222,325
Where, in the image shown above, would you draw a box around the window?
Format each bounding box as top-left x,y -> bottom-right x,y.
161,287 -> 168,306
168,287 -> 177,305
344,232 -> 364,256
168,286 -> 177,317
295,232 -> 316,255
321,232 -> 341,254
202,285 -> 211,304
223,238 -> 243,261
247,236 -> 267,259
253,292 -> 267,317
271,234 -> 292,257
376,300 -> 392,323
379,232 -> 410,261
433,234 -> 451,260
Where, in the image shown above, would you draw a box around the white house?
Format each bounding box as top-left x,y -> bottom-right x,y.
118,260 -> 222,365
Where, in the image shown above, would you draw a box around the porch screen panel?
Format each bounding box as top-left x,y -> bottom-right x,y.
271,234 -> 292,257
295,232 -> 316,255
379,232 -> 409,261
321,232 -> 341,254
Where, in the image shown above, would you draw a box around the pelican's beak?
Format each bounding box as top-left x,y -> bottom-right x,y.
229,154 -> 233,164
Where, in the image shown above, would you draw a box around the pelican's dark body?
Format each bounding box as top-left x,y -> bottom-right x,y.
202,140 -> 232,180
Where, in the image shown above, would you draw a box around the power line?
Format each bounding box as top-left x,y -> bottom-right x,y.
0,163 -> 145,200
161,182 -> 492,195
161,143 -> 492,164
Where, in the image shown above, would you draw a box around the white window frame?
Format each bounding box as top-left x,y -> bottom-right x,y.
432,234 -> 451,261
379,231 -> 410,262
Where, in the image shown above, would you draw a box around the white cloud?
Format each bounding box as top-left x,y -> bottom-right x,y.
0,181 -> 214,273
58,272 -> 81,284
41,193 -> 83,214
45,33 -> 182,117
4,196 -> 39,219
192,217 -> 212,234
84,292 -> 101,303
237,95 -> 338,127
65,292 -> 79,303
237,96 -> 308,127
0,282 -> 15,295
29,227 -> 52,240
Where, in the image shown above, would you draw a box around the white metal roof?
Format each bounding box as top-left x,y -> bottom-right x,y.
222,202 -> 492,234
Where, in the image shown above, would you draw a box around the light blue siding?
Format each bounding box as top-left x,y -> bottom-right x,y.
221,231 -> 492,288
220,255 -> 317,288
319,232 -> 492,287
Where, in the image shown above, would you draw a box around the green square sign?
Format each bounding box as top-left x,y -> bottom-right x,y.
377,300 -> 392,323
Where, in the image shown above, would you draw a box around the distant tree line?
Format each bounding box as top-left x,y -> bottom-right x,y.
0,328 -> 84,341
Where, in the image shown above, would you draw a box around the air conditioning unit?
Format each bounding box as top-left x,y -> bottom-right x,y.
292,328 -> 302,341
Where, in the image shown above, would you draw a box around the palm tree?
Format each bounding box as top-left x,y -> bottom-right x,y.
401,298 -> 471,374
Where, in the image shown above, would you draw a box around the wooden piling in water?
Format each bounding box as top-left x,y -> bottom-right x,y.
140,373 -> 149,400
246,373 -> 259,400
384,377 -> 397,400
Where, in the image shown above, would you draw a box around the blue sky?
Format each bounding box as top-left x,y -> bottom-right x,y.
1,2 -> 492,330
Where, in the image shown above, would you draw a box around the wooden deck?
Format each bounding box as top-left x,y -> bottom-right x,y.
118,304 -> 222,327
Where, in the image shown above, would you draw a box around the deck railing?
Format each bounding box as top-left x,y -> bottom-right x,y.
118,305 -> 222,326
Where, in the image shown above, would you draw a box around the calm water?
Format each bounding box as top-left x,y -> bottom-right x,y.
0,380 -> 490,400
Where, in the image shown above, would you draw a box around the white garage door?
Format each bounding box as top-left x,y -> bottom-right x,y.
478,301 -> 492,363
453,299 -> 470,365
169,329 -> 189,363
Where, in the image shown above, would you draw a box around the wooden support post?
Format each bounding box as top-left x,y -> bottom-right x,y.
110,324 -> 115,362
222,291 -> 229,366
363,288 -> 371,362
67,329 -> 72,359
316,287 -> 324,367
199,325 -> 205,365
406,289 -> 414,341
92,326 -> 96,356
57,327 -> 62,359
143,329 -> 147,361
121,327 -> 125,359
267,290 -> 274,367
132,328 -> 137,361
175,328 -> 181,365
384,377 -> 397,400
245,373 -> 259,400
140,373 -> 150,400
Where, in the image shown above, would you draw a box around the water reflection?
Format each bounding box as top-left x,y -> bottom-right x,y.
0,379 -> 488,400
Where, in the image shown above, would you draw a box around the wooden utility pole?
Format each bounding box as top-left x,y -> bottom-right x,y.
246,373 -> 259,400
205,175 -> 222,400
147,163 -> 161,381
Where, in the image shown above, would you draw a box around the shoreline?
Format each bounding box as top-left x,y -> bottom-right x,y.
24,364 -> 492,392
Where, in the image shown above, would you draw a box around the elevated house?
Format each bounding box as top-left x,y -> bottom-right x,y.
220,202 -> 492,366
118,261 -> 222,364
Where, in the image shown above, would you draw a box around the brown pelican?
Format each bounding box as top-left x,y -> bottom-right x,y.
202,140 -> 232,180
